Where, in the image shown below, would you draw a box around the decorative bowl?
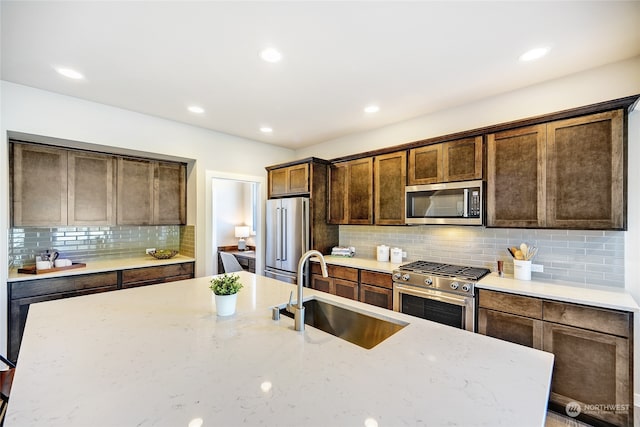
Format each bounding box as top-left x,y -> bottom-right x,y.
149,249 -> 178,259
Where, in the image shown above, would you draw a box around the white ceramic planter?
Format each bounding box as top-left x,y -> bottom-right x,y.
214,293 -> 238,316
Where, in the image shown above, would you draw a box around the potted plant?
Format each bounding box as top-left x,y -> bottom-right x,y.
209,273 -> 243,316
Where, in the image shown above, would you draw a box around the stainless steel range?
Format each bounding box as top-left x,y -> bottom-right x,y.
392,261 -> 490,331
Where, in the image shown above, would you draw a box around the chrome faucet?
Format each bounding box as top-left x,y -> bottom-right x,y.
287,250 -> 328,331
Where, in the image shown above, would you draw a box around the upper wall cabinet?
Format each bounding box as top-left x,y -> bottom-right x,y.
11,142 -> 187,227
408,136 -> 482,185
374,151 -> 406,225
268,163 -> 309,198
329,158 -> 373,225
487,110 -> 624,229
117,158 -> 186,225
68,151 -> 116,225
11,143 -> 68,226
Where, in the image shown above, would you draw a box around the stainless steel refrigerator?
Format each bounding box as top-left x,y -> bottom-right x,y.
265,197 -> 309,283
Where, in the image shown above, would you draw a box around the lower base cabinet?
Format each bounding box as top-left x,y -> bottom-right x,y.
8,261 -> 195,363
310,264 -> 359,300
359,270 -> 393,310
477,289 -> 633,427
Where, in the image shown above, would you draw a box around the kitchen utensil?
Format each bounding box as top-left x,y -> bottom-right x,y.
497,260 -> 504,277
50,251 -> 59,264
507,248 -> 516,258
520,243 -> 529,259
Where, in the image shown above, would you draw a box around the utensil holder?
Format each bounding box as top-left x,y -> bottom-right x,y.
514,259 -> 532,281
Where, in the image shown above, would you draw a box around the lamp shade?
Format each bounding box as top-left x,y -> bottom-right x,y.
235,226 -> 250,239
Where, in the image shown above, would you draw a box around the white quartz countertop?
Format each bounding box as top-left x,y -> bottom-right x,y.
315,255 -> 402,273
7,255 -> 196,282
478,273 -> 640,312
7,272 -> 553,426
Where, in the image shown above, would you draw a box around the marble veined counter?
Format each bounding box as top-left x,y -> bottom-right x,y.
7,272 -> 553,426
7,255 -> 196,282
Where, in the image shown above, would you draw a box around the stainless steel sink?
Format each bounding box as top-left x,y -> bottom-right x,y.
279,297 -> 408,349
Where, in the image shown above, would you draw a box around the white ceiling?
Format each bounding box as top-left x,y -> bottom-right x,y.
2,1 -> 639,149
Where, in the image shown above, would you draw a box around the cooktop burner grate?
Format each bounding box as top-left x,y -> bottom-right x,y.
399,260 -> 490,281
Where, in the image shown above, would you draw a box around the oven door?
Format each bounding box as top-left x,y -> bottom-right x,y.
393,283 -> 475,332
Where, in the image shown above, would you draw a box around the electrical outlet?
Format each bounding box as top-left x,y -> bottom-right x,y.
531,263 -> 544,273
402,251 -> 407,258
146,248 -> 156,254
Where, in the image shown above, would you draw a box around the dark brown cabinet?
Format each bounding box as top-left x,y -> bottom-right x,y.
359,270 -> 393,310
8,271 -> 119,363
329,158 -> 373,225
117,158 -> 186,225
487,110 -> 624,229
268,163 -> 309,197
408,136 -> 482,185
477,289 -> 633,426
310,263 -> 359,300
68,151 -> 116,225
374,151 -> 406,225
11,143 -> 68,226
121,262 -> 195,289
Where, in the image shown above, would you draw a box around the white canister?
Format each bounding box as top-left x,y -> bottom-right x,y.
36,261 -> 51,270
390,247 -> 403,264
514,259 -> 532,281
376,245 -> 389,262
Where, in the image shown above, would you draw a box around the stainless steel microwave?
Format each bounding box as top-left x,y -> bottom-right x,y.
405,180 -> 484,225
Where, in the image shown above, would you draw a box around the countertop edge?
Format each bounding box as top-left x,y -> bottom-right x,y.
8,256 -> 196,282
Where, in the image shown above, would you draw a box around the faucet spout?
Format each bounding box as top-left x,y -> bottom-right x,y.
294,250 -> 328,331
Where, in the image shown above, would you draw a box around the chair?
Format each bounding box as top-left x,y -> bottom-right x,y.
220,252 -> 244,273
0,355 -> 16,426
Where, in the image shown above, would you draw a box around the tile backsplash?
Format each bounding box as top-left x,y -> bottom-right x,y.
339,225 -> 625,288
8,225 -> 195,268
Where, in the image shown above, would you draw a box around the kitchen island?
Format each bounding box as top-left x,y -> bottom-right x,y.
6,272 -> 553,426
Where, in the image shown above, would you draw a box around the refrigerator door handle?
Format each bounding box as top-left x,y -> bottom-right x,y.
275,207 -> 281,261
282,208 -> 287,261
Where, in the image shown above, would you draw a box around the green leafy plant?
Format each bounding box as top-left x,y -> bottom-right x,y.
209,273 -> 243,295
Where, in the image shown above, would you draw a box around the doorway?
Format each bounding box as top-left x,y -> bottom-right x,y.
204,170 -> 265,277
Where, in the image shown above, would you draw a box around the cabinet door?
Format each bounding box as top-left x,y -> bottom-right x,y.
374,151 -> 406,225
68,151 -> 116,225
334,279 -> 358,300
311,274 -> 333,294
546,110 -> 624,229
328,163 -> 347,224
269,164 -> 309,197
543,322 -> 631,426
487,125 -> 546,227
443,136 -> 483,182
359,283 -> 393,310
477,308 -> 543,349
117,158 -> 155,225
155,162 -> 186,225
408,144 -> 443,185
347,158 -> 373,224
11,143 -> 68,226
269,168 -> 288,197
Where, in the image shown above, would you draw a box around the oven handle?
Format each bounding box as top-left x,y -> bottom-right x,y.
393,283 -> 472,309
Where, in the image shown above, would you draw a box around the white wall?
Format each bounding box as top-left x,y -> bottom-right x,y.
296,56 -> 640,403
213,179 -> 252,246
0,81 -> 295,354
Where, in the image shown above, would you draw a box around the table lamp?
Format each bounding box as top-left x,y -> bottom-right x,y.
235,226 -> 250,251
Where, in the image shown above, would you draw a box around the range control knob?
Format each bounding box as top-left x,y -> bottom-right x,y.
461,283 -> 472,292
393,272 -> 402,281
424,277 -> 433,286
450,281 -> 460,290
402,274 -> 410,281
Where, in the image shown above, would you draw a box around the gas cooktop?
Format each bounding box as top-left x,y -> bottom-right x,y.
398,260 -> 490,281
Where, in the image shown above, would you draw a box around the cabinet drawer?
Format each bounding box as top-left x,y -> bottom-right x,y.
11,272 -> 118,299
334,278 -> 358,300
477,308 -> 543,349
311,263 -> 359,282
478,289 -> 542,319
360,270 -> 392,289
543,301 -> 631,338
122,263 -> 194,285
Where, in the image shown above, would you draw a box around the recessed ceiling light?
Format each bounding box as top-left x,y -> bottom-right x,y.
519,47 -> 550,62
259,48 -> 282,63
364,105 -> 380,113
188,106 -> 205,114
260,127 -> 273,133
55,67 -> 84,80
